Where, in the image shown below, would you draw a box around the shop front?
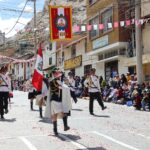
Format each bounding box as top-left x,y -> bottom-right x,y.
64,55 -> 82,76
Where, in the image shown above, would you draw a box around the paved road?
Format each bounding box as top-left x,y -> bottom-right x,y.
0,91 -> 150,150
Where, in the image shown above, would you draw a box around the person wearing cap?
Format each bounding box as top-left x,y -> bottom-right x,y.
84,68 -> 107,115
0,66 -> 11,119
49,68 -> 72,136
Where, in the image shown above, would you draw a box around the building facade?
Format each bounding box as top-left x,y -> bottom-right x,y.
56,35 -> 95,77
86,0 -> 133,80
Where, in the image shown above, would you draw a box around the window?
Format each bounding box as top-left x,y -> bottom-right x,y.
105,50 -> 118,59
98,54 -> 104,61
62,51 -> 64,62
89,16 -> 99,39
49,43 -> 52,51
71,44 -> 76,57
89,0 -> 97,5
101,7 -> 113,33
49,57 -> 52,65
84,65 -> 92,75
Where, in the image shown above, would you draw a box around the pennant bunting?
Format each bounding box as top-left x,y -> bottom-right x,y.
75,25 -> 80,32
81,25 -> 86,31
108,23 -> 112,29
120,21 -> 125,27
93,24 -> 98,30
114,22 -> 119,28
126,20 -> 131,26
99,24 -> 104,30
87,25 -> 92,31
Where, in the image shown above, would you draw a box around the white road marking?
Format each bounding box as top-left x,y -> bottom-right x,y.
19,136 -> 37,150
137,133 -> 150,139
58,134 -> 88,150
0,137 -> 14,140
91,131 -> 140,150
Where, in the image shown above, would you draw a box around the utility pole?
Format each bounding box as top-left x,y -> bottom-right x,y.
135,0 -> 143,84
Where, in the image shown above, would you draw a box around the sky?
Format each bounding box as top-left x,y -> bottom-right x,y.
0,0 -> 45,37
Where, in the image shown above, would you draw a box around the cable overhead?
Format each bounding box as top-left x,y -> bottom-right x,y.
5,0 -> 29,35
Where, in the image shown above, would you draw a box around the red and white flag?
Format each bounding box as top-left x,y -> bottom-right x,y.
32,44 -> 43,91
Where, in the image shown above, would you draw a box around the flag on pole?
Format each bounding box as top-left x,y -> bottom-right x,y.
49,5 -> 72,41
32,44 -> 43,91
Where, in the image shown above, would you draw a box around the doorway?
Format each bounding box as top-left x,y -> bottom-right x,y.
105,60 -> 118,81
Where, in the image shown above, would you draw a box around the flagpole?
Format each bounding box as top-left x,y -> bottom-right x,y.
61,43 -> 63,68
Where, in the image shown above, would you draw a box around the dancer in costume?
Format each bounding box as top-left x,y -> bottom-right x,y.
49,68 -> 72,135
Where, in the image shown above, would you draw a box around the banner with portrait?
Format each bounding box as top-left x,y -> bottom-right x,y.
49,5 -> 72,41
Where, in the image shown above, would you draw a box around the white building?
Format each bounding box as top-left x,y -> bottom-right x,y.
56,35 -> 96,77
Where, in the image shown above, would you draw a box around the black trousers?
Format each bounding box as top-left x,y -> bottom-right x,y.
89,92 -> 104,113
0,92 -> 9,117
70,91 -> 78,103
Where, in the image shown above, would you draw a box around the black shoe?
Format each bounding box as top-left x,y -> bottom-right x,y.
64,126 -> 70,131
5,109 -> 8,114
54,130 -> 58,136
1,116 -> 4,119
90,112 -> 94,115
102,106 -> 107,110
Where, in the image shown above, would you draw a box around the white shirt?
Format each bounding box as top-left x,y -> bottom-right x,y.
0,73 -> 11,92
68,77 -> 75,91
84,75 -> 101,93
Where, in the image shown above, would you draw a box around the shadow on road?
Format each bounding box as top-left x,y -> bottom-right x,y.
0,118 -> 16,122
32,109 -> 39,112
56,133 -> 81,141
92,114 -> 110,118
77,147 -> 106,150
72,109 -> 83,111
39,118 -> 52,124
56,134 -> 107,150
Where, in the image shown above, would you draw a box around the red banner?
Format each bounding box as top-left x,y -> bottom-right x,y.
49,5 -> 72,41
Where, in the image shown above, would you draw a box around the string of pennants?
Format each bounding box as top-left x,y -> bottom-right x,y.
73,18 -> 150,32
0,55 -> 36,63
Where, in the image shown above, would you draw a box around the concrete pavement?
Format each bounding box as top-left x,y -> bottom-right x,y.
0,91 -> 150,150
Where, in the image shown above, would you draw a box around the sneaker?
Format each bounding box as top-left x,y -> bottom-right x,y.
102,106 -> 107,110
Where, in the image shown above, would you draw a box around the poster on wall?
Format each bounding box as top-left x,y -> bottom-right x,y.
49,5 -> 72,41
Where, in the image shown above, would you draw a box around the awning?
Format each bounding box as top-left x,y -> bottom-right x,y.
93,55 -> 124,64
125,53 -> 150,66
87,42 -> 128,56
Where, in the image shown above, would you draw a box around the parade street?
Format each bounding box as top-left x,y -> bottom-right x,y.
0,91 -> 150,150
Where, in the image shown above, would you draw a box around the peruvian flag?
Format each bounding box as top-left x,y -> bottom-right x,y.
32,44 -> 43,91
49,5 -> 72,41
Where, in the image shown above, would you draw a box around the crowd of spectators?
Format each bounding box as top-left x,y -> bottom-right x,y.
73,72 -> 150,111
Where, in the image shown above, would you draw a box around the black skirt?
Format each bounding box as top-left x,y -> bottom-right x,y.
28,92 -> 35,99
